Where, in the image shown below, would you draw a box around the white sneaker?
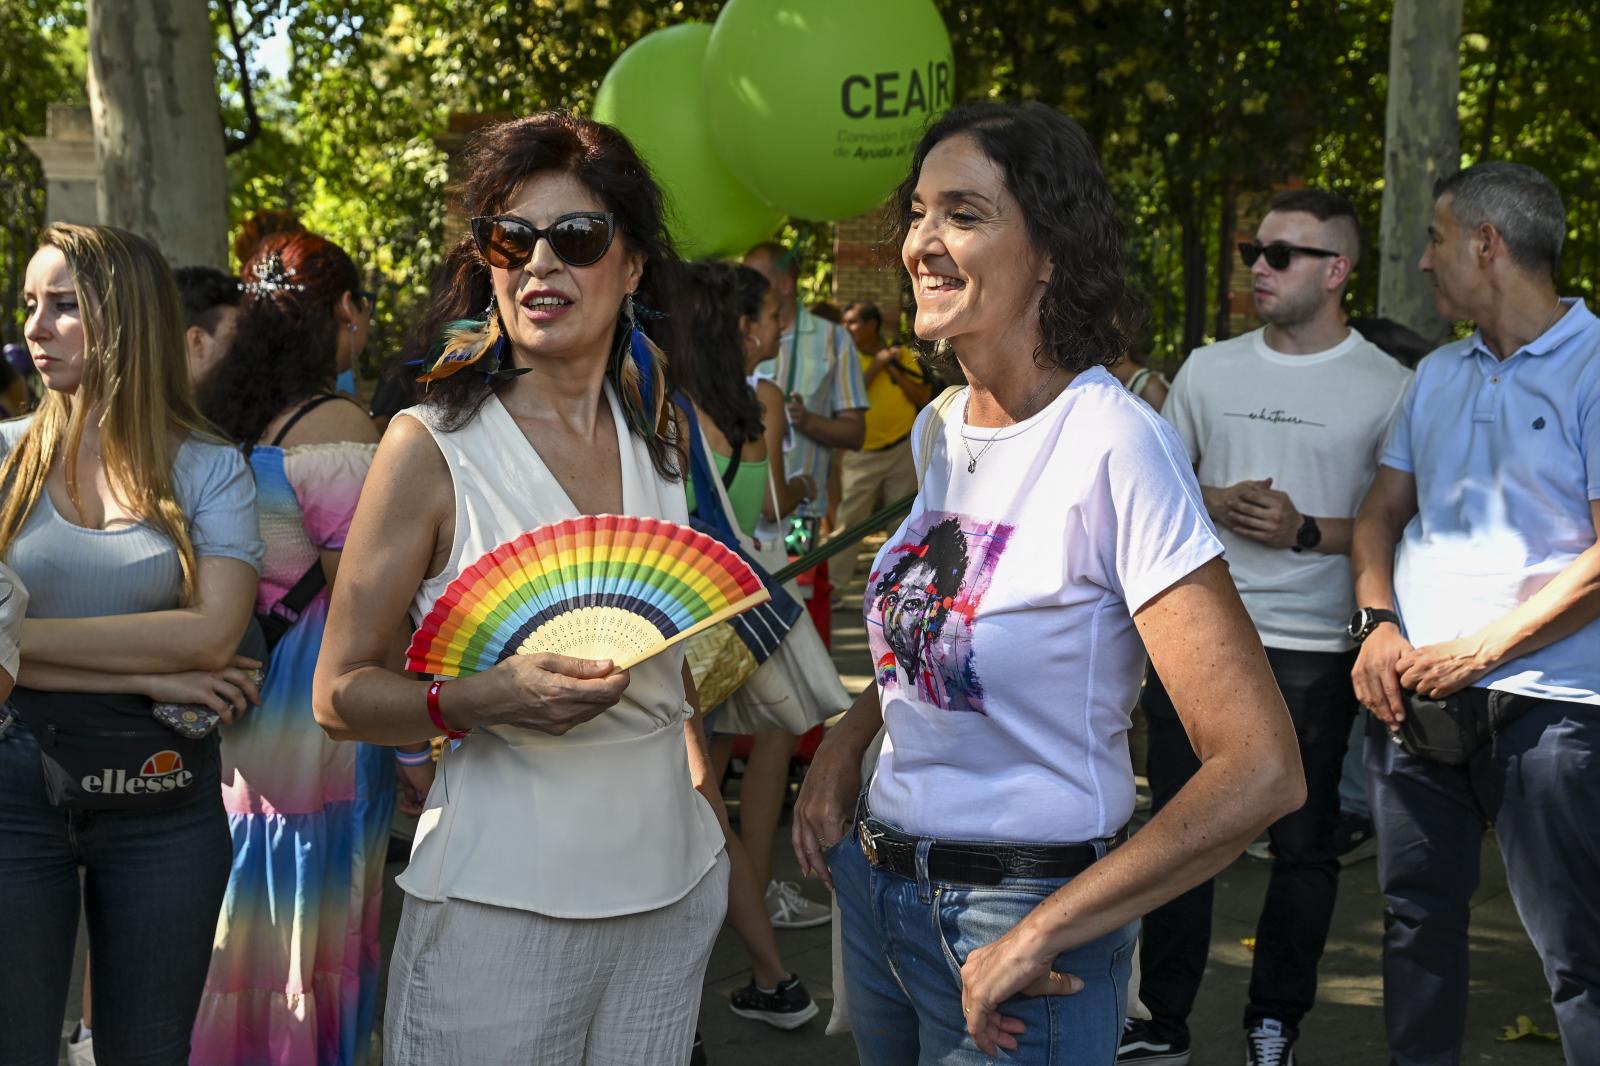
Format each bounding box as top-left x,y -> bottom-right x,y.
66,1023 -> 97,1066
765,879 -> 832,929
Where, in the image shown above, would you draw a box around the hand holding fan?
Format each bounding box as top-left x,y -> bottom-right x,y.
405,515 -> 770,677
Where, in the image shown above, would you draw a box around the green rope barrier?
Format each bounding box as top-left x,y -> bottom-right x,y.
771,492 -> 916,585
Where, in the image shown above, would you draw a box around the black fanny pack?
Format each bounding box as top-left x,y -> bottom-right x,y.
10,687 -> 218,810
1396,688 -> 1539,765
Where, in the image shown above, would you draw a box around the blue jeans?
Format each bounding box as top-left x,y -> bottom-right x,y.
0,716 -> 231,1066
830,812 -> 1137,1065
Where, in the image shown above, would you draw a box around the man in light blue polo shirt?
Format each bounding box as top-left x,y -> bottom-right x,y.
1350,161 -> 1600,1065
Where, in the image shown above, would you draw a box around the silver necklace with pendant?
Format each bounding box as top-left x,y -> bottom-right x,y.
960,367 -> 1058,473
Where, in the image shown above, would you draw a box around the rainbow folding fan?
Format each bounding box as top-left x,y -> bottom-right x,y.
405,515 -> 770,677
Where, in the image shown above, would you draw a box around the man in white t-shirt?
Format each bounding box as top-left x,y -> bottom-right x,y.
1121,189 -> 1411,1066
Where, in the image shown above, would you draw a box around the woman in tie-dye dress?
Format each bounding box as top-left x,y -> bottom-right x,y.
190,231 -> 420,1065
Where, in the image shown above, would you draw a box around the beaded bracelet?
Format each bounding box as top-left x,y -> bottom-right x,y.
427,679 -> 468,739
395,747 -> 433,767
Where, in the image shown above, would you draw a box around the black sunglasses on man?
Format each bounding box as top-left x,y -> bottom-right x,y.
1238,241 -> 1341,271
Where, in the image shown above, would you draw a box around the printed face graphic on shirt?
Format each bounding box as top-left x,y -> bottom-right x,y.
868,512 -> 1012,714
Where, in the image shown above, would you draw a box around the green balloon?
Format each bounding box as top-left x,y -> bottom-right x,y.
594,24 -> 784,260
703,0 -> 954,221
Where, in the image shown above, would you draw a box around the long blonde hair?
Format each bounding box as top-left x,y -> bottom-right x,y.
0,223 -> 214,605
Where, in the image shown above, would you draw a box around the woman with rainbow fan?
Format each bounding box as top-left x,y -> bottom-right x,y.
190,230 -> 396,1066
312,112 -> 728,1065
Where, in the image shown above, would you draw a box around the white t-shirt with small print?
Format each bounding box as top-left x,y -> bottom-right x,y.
1163,328 -> 1411,651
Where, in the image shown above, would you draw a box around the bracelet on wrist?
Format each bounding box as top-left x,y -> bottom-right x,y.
395,747 -> 433,766
427,679 -> 468,739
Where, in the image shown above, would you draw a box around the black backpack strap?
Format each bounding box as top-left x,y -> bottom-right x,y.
250,392 -> 357,646
258,560 -> 328,651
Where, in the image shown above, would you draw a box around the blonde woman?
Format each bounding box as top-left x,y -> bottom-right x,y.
0,223 -> 263,1066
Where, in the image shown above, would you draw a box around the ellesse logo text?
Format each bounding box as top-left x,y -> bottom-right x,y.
81,749 -> 194,795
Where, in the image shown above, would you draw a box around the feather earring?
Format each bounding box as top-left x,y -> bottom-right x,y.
616,292 -> 669,437
416,298 -> 500,382
415,297 -> 524,383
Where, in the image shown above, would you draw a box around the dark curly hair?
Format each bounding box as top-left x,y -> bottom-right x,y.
196,231 -> 361,444
406,111 -> 687,481
891,102 -> 1144,375
677,262 -> 767,449
172,266 -> 239,333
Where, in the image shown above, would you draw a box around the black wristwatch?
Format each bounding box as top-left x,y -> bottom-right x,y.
1348,607 -> 1401,643
1290,514 -> 1322,553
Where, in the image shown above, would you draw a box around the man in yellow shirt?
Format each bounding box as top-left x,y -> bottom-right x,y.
833,301 -> 931,592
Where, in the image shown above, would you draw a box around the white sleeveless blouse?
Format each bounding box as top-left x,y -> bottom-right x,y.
395,386 -> 724,918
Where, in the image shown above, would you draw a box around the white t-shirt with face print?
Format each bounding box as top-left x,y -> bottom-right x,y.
865,367 -> 1224,844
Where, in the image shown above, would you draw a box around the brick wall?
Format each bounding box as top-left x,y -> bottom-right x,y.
833,206 -> 907,337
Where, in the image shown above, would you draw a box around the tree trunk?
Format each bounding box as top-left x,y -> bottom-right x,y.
1213,178 -> 1237,342
86,0 -> 228,268
1177,186 -> 1208,357
1378,0 -> 1462,343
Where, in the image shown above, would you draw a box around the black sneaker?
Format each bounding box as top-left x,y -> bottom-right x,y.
1117,1017 -> 1191,1064
1245,1018 -> 1296,1066
689,1029 -> 707,1066
729,974 -> 820,1030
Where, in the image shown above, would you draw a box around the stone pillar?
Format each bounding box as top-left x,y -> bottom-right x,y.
833,206 -> 904,336
22,105 -> 101,226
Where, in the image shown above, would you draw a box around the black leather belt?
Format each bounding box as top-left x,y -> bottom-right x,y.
855,812 -> 1122,886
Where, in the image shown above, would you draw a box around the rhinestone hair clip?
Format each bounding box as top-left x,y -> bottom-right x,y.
241,250 -> 307,296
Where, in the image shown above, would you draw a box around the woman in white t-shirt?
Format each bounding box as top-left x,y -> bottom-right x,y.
792,101 -> 1305,1065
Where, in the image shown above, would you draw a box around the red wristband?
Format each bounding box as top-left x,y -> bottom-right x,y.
427,680 -> 467,739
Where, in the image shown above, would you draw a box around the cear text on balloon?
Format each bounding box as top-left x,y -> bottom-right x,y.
841,62 -> 953,120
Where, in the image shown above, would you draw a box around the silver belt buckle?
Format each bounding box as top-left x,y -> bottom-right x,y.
858,820 -> 883,867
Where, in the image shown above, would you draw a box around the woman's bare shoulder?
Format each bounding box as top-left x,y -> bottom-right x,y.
279,396 -> 381,448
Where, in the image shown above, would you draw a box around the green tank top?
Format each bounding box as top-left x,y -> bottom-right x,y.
686,448 -> 769,538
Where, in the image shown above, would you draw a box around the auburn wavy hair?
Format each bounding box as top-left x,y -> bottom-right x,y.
405,110 -> 687,480
197,231 -> 361,444
0,224 -> 213,604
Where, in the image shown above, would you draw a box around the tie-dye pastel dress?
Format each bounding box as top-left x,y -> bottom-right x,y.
192,440 -> 394,1066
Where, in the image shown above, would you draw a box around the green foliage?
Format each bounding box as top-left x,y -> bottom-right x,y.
940,0 -> 1394,359
941,0 -> 1596,360
12,2 -> 1596,364
0,0 -> 86,341
1457,0 -> 1597,306
218,0 -> 726,372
